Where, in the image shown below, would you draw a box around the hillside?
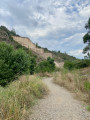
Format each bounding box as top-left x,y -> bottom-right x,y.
0,26 -> 44,63
0,25 -> 76,63
44,48 -> 76,62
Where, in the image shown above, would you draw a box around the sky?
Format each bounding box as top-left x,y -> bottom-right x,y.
0,0 -> 90,58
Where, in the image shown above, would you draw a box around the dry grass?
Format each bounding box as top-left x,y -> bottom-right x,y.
53,68 -> 90,106
0,75 -> 48,120
36,72 -> 52,77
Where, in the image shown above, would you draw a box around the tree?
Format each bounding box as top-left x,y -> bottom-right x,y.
83,18 -> 90,58
10,28 -> 16,36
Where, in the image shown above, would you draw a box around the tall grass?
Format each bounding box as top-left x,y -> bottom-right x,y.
53,68 -> 90,105
0,75 -> 48,120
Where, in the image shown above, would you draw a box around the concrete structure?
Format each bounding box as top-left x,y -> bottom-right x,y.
13,36 -> 52,59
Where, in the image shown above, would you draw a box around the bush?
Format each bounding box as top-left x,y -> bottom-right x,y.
64,59 -> 90,70
11,49 -> 30,75
0,42 -> 36,86
0,60 -> 14,86
64,61 -> 74,70
36,57 -> 55,73
29,57 -> 36,74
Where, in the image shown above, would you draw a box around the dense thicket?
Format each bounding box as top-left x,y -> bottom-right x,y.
0,42 -> 36,86
36,57 -> 55,73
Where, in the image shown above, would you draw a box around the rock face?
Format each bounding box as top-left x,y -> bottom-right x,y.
54,61 -> 64,68
13,36 -> 52,59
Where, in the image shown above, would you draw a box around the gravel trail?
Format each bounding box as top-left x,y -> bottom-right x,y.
28,78 -> 90,120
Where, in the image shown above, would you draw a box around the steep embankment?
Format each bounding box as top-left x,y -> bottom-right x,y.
12,36 -> 52,60
28,78 -> 90,120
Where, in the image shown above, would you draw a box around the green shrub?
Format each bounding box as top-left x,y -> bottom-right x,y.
87,106 -> 90,111
64,59 -> 90,70
36,57 -> 55,73
11,48 -> 30,75
0,42 -> 14,65
84,82 -> 90,91
0,42 -> 36,86
0,60 -> 14,86
29,57 -> 36,74
64,61 -> 74,70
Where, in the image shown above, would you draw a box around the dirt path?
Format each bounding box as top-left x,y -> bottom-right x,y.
28,78 -> 90,120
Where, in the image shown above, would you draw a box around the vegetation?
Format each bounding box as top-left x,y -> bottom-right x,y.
36,57 -> 55,73
0,25 -> 19,37
87,106 -> 90,111
0,75 -> 48,120
0,26 -> 51,120
0,25 -> 43,63
44,48 -> 76,62
83,18 -> 90,58
35,43 -> 76,62
0,42 -> 55,86
0,42 -> 36,86
53,67 -> 90,106
64,59 -> 90,70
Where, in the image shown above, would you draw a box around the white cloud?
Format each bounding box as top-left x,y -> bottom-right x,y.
79,5 -> 90,17
68,49 -> 83,58
0,0 -> 90,58
60,33 -> 85,45
0,9 -> 11,16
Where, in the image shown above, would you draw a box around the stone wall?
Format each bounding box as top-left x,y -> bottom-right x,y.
13,36 -> 52,59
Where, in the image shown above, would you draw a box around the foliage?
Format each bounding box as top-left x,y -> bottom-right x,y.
64,60 -> 90,70
0,60 -> 14,86
0,25 -> 19,37
83,18 -> 90,58
64,61 -> 75,70
87,106 -> 90,111
29,57 -> 36,74
36,57 -> 55,73
0,42 -> 36,86
84,81 -> 90,91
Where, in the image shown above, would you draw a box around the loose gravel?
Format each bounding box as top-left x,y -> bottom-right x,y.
28,78 -> 90,120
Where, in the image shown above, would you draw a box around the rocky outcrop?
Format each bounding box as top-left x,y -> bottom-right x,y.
13,36 -> 52,59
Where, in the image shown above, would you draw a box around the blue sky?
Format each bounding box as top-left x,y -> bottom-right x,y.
0,0 -> 90,58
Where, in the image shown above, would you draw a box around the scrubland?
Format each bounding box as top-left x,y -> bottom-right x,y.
0,75 -> 48,120
53,67 -> 90,111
